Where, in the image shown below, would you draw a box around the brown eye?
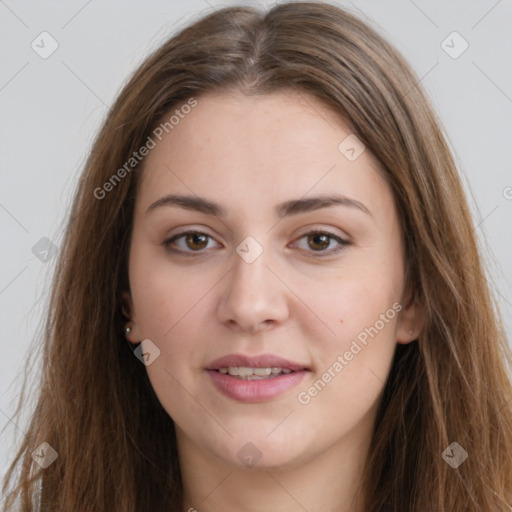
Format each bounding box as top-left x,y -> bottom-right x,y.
185,232 -> 208,250
307,233 -> 331,251
164,230 -> 219,255
292,231 -> 349,256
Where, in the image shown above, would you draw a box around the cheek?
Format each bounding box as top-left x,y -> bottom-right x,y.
129,245 -> 220,338
128,246 -> 216,399
296,268 -> 401,395
298,265 -> 401,341
292,279 -> 400,438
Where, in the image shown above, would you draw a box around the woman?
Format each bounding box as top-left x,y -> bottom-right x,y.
3,2 -> 512,511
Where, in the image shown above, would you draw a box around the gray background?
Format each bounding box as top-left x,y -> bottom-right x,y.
1,0 -> 511,491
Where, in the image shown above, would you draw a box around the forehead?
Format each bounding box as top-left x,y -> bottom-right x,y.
137,90 -> 391,219
145,90 -> 368,169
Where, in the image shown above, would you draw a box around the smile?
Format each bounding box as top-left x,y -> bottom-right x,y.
218,366 -> 293,379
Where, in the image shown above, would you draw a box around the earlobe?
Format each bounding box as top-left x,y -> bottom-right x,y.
122,291 -> 139,344
396,292 -> 424,345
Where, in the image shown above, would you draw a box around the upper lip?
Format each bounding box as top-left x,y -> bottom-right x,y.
206,353 -> 309,372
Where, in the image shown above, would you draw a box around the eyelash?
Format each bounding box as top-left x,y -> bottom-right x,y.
163,229 -> 350,257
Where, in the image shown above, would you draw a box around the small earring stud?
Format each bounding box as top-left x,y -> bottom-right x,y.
125,326 -> 131,335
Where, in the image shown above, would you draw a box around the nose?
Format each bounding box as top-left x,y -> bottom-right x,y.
216,241 -> 290,333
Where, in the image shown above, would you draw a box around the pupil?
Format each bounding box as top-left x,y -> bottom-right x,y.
309,233 -> 329,250
186,233 -> 207,250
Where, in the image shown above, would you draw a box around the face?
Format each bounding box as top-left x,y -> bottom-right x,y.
125,91 -> 419,471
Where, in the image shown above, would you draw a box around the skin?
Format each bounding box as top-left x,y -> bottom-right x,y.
124,90 -> 422,512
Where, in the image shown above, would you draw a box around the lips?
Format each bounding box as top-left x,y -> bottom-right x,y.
205,353 -> 310,403
206,353 -> 309,372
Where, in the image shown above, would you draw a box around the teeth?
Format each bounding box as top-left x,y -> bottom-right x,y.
217,366 -> 294,379
237,367 -> 254,377
253,367 -> 272,376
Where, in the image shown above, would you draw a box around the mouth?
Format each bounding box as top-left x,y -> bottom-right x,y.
205,353 -> 310,402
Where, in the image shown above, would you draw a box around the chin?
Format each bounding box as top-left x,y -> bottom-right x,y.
206,427 -> 314,471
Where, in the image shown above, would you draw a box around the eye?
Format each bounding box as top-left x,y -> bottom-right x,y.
163,230 -> 220,254
292,231 -> 349,256
163,229 -> 349,257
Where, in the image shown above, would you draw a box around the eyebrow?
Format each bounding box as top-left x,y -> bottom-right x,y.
145,193 -> 371,218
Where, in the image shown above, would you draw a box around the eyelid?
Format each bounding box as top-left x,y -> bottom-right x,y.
292,224 -> 350,242
163,228 -> 222,255
289,229 -> 350,257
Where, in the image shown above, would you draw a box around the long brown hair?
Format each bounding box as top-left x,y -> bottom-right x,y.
3,2 -> 511,510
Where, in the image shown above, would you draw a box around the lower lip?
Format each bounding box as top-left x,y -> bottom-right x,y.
206,370 -> 308,403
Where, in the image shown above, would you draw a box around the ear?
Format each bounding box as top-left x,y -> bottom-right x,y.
396,287 -> 424,344
122,291 -> 140,344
